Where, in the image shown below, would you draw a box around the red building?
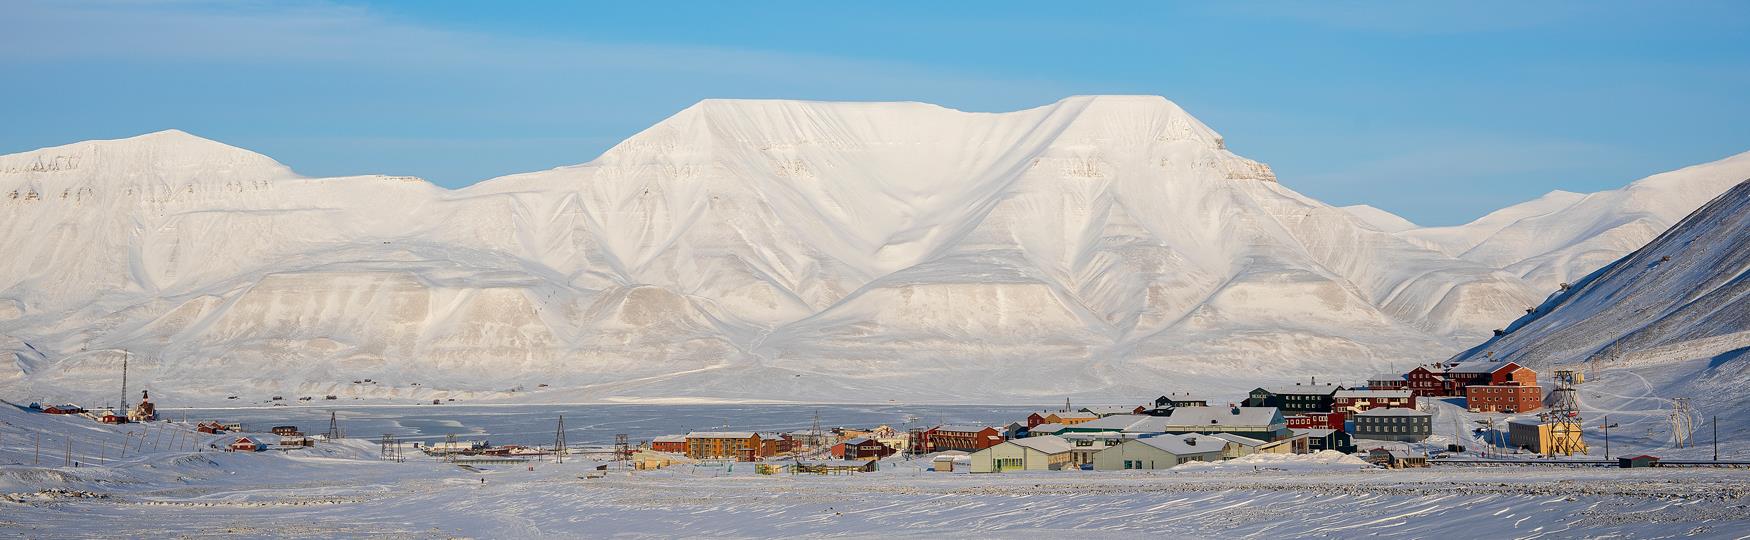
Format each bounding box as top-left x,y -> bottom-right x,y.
1286,411 -> 1346,430
1405,361 -> 1538,397
758,433 -> 794,456
650,435 -> 687,453
926,425 -> 1003,452
228,437 -> 268,452
1447,361 -> 1536,388
1465,383 -> 1542,413
1332,390 -> 1416,413
1405,366 -> 1451,397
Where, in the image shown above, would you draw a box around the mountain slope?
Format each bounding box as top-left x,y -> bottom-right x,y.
1453,179 -> 1750,368
0,96 -> 1566,404
1400,151 -> 1750,293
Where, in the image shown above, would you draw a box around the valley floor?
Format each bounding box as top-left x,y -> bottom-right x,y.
4,442 -> 1750,538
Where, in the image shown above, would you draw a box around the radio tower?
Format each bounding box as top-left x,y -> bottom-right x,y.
552,415 -> 567,463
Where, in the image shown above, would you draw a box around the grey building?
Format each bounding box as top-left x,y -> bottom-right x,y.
1352,407 -> 1432,442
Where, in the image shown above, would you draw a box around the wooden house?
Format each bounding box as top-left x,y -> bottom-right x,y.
229,436 -> 268,452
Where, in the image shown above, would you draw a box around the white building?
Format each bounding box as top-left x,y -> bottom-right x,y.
968,435 -> 1075,473
1091,434 -> 1228,471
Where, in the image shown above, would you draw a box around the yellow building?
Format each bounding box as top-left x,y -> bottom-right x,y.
632,449 -> 694,470
1508,419 -> 1588,455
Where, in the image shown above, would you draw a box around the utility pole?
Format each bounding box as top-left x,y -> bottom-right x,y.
1602,416 -> 1610,460
1714,415 -> 1719,461
65,438 -> 72,466
35,433 -> 41,465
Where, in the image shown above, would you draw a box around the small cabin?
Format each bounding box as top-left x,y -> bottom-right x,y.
229,437 -> 268,452
1619,455 -> 1660,468
271,426 -> 302,436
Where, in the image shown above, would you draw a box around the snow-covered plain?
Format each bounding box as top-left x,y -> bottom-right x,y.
11,95 -> 1739,406
4,404 -> 1750,538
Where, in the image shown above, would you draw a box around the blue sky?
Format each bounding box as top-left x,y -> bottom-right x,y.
4,1 -> 1747,225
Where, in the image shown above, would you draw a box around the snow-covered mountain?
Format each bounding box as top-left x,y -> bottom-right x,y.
1451,178 -> 1750,369
0,96 -> 1727,405
1396,151 -> 1750,292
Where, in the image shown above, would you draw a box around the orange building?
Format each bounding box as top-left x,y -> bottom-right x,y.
684,432 -> 763,461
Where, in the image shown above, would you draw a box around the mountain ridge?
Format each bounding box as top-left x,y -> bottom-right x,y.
0,96 -> 1733,404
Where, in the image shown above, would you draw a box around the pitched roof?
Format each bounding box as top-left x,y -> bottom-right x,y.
652,435 -> 686,443
1071,414 -> 1152,431
1356,407 -> 1430,417
1028,423 -> 1066,434
935,424 -> 995,434
1256,383 -> 1343,396
1134,434 -> 1228,455
1368,374 -> 1405,381
843,437 -> 875,445
1334,389 -> 1414,399
1207,433 -> 1268,447
1081,405 -> 1142,415
1165,406 -> 1282,428
685,431 -> 758,439
1119,415 -> 1175,433
1293,428 -> 1337,437
1447,361 -> 1519,374
1004,435 -> 1073,454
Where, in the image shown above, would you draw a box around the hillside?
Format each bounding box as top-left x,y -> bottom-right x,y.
0,96 -> 1717,405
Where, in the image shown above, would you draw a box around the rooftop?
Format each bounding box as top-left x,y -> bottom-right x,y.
685,431 -> 758,439
1356,407 -> 1430,417
1165,406 -> 1282,428
1134,434 -> 1229,455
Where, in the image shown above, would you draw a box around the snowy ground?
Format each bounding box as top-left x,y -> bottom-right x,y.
5,396 -> 1750,538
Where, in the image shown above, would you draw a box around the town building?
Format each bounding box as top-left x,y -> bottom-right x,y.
1284,411 -> 1345,430
1145,393 -> 1211,416
969,435 -> 1074,472
1207,432 -> 1306,458
1366,448 -> 1428,468
756,433 -> 794,457
1091,434 -> 1227,470
1245,382 -> 1343,413
1061,432 -> 1138,467
1080,405 -> 1147,417
835,437 -> 895,460
928,425 -> 1004,452
1465,383 -> 1542,413
1353,408 -> 1432,442
788,459 -> 878,474
1026,423 -> 1067,437
228,436 -> 268,452
1404,365 -> 1451,397
271,426 -> 303,436
1026,410 -> 1097,427
1332,389 -> 1416,414
1507,418 -> 1587,456
632,449 -> 693,470
650,435 -> 687,453
1161,406 -> 1292,442
684,432 -> 763,461
1294,428 -> 1356,453
1366,374 -> 1407,390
